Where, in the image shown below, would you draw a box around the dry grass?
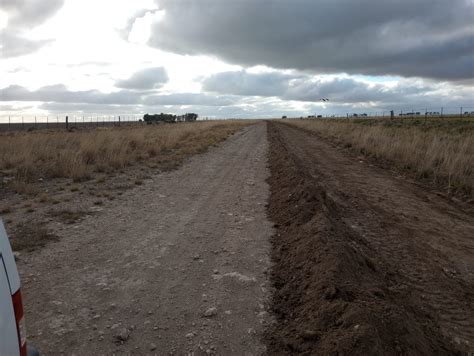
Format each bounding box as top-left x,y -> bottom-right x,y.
0,121 -> 251,185
10,222 -> 58,252
47,209 -> 89,224
0,207 -> 12,214
285,118 -> 474,197
9,180 -> 40,195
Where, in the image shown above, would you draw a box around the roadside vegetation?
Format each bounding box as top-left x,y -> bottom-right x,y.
285,118 -> 474,198
0,120 -> 252,251
0,121 -> 251,184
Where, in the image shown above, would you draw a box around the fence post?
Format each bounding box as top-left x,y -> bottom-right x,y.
35,116 -> 37,128
460,107 -> 463,119
119,116 -> 121,126
66,115 -> 69,130
441,107 -> 443,119
8,116 -> 10,128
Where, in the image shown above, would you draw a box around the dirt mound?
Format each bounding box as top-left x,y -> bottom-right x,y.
264,122 -> 462,355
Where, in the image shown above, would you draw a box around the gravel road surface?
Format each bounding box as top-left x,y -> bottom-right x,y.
19,123 -> 273,355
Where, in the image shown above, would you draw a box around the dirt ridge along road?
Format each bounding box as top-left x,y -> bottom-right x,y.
265,121 -> 474,355
18,123 -> 274,355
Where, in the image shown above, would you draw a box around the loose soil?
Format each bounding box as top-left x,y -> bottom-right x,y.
265,121 -> 473,355
16,124 -> 274,355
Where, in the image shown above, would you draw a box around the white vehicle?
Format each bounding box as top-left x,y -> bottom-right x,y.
0,220 -> 38,356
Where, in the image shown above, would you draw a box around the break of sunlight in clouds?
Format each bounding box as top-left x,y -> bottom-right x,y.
0,0 -> 472,118
0,9 -> 8,31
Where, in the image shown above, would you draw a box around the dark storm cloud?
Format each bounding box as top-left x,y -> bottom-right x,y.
284,78 -> 395,103
201,70 -> 474,108
202,70 -> 389,102
0,0 -> 65,58
115,67 -> 169,90
149,0 -> 474,80
202,71 -> 297,96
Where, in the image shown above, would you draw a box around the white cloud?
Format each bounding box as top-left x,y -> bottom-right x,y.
0,0 -> 65,58
0,0 -> 473,119
0,9 -> 8,31
116,67 -> 169,90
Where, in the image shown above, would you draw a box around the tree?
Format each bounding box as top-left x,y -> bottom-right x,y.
184,113 -> 198,122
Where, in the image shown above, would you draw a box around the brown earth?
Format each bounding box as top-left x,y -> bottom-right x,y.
8,121 -> 474,355
265,121 -> 474,355
16,123 -> 274,355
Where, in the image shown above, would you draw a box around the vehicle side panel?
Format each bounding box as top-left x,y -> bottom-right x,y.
0,220 -> 20,293
0,256 -> 20,356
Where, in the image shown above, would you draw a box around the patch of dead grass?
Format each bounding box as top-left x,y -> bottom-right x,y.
47,209 -> 89,224
0,207 -> 12,214
9,181 -> 40,195
10,222 -> 58,252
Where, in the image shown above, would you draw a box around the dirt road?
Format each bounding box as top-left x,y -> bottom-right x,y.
18,123 -> 273,355
265,122 -> 474,355
15,121 -> 474,355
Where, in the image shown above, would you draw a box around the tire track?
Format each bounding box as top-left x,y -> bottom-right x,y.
265,121 -> 473,355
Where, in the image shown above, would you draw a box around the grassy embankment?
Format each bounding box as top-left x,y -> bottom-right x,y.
0,120 -> 251,185
286,118 -> 473,198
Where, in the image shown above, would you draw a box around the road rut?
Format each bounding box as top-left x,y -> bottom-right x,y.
265,121 -> 473,355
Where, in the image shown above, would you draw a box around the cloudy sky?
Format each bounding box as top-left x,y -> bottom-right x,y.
0,0 -> 473,119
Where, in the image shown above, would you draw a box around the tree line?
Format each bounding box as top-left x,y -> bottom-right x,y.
143,113 -> 198,124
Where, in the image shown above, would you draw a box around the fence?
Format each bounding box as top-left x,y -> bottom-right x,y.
1,106 -> 473,131
304,106 -> 474,120
0,114 -> 144,132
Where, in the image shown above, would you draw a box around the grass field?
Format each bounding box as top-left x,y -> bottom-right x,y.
0,120 -> 253,251
285,118 -> 474,197
0,121 -> 252,185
